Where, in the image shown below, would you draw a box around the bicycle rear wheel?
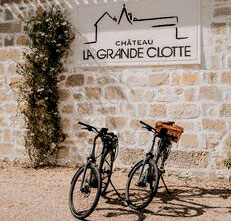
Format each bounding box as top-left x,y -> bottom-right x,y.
69,164 -> 101,219
126,160 -> 159,210
99,150 -> 114,195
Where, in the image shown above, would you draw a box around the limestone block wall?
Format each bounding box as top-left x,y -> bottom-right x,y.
0,0 -> 231,179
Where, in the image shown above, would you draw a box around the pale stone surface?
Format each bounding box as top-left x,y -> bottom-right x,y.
97,76 -> 115,85
202,119 -> 225,132
167,104 -> 199,119
106,116 -> 127,129
148,73 -> 168,86
130,88 -> 142,101
16,35 -> 28,46
204,72 -> 217,84
4,103 -> 17,113
138,103 -> 147,116
175,121 -> 194,131
97,106 -> 116,115
181,134 -> 198,148
60,118 -> 70,131
144,90 -> 155,102
127,75 -> 146,86
124,130 -> 137,145
1,3 -> 231,180
129,119 -> 142,130
214,8 -> 231,17
86,87 -> 101,100
221,71 -> 231,83
105,86 -> 125,99
0,63 -> 4,75
220,104 -> 231,117
167,151 -> 209,168
65,74 -> 84,86
171,73 -> 180,85
149,104 -> 166,117
183,73 -> 198,85
199,86 -> 222,101
59,89 -> 70,101
175,87 -> 183,95
57,147 -> 70,159
119,147 -> 144,166
73,93 -> 82,100
4,129 -> 11,142
0,49 -> 20,62
87,76 -> 94,85
184,88 -> 194,101
0,143 -> 13,155
207,134 -> 223,150
61,105 -> 73,114
211,23 -> 227,34
77,103 -> 93,115
138,131 -> 151,146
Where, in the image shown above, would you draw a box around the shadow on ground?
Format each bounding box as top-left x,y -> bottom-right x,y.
88,184 -> 231,221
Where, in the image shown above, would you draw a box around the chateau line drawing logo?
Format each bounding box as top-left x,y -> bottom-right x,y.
85,4 -> 188,45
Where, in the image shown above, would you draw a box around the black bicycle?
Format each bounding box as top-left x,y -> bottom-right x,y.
126,120 -> 183,211
69,122 -> 119,219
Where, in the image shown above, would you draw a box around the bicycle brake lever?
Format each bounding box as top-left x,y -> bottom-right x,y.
83,127 -> 92,131
142,126 -> 153,132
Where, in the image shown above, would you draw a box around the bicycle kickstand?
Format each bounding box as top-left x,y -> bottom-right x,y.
108,176 -> 122,199
160,174 -> 170,194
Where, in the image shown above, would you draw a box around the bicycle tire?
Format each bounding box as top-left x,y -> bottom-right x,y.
126,159 -> 159,211
69,164 -> 101,219
99,150 -> 114,195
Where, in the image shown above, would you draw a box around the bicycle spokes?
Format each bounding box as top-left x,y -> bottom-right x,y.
69,165 -> 101,219
126,160 -> 159,210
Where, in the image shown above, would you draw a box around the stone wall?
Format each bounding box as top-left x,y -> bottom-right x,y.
0,0 -> 231,179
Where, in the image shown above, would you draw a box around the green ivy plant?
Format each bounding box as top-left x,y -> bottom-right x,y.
17,6 -> 74,167
224,154 -> 231,169
223,136 -> 231,169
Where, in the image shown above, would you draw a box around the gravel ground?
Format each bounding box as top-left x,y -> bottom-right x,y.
0,165 -> 231,221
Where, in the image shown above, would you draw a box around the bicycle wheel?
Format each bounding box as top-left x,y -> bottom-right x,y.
126,160 -> 159,210
69,164 -> 101,219
99,150 -> 114,195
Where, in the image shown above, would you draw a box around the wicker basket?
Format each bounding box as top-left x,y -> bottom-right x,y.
155,121 -> 184,142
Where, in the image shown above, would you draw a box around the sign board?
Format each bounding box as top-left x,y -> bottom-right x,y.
74,0 -> 201,67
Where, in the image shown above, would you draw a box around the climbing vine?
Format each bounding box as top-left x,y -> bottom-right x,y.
223,136 -> 231,169
17,7 -> 74,167
223,155 -> 231,169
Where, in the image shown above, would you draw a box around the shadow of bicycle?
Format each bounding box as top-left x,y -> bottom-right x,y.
89,184 -> 231,221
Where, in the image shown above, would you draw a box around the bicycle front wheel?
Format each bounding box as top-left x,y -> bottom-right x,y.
69,164 -> 101,219
126,160 -> 159,210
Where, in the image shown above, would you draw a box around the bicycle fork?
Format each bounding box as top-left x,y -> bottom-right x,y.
137,156 -> 152,187
80,157 -> 95,193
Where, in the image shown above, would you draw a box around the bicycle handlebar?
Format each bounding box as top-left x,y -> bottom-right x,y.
78,122 -> 110,136
78,122 -> 99,133
140,121 -> 158,133
140,121 -> 177,141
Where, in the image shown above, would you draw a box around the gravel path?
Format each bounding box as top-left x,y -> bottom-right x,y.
0,165 -> 231,221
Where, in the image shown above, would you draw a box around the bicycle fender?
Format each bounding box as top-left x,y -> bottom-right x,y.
128,160 -> 144,177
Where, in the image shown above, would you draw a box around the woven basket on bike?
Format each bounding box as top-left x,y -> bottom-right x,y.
99,133 -> 119,195
155,121 -> 184,143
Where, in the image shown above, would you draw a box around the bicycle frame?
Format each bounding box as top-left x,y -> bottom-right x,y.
79,131 -> 109,192
137,133 -> 167,185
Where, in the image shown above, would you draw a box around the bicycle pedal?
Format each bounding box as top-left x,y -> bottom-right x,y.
159,168 -> 165,173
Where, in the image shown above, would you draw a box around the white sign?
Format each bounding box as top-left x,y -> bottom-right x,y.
74,0 -> 201,67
